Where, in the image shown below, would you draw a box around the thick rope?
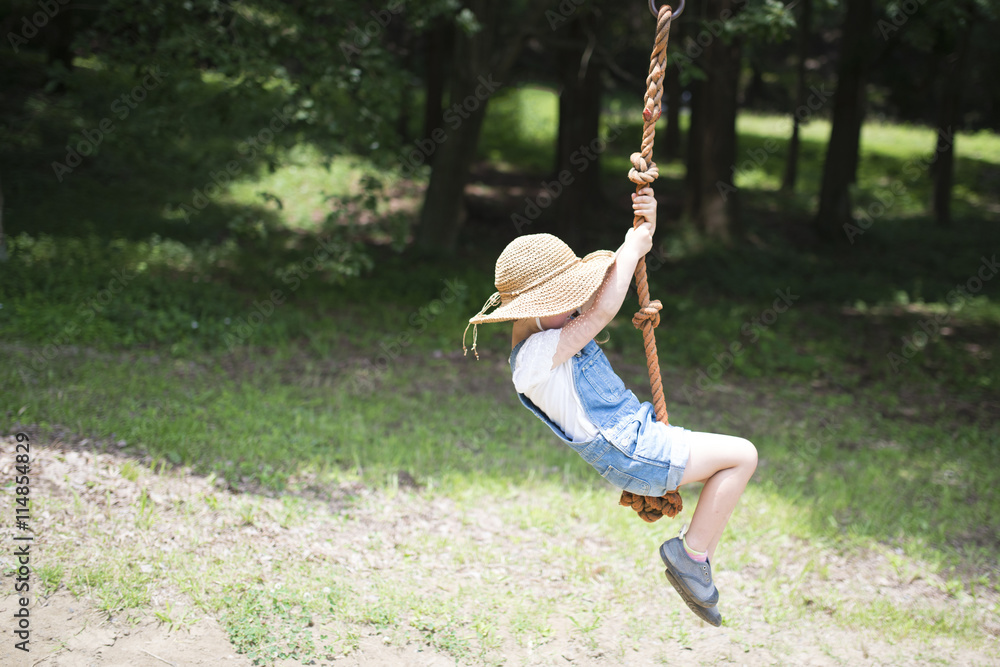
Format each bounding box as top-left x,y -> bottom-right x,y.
618,5 -> 682,523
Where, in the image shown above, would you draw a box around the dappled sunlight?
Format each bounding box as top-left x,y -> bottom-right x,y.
478,86 -> 560,174
225,148 -> 362,232
737,113 -> 831,144
223,148 -> 421,242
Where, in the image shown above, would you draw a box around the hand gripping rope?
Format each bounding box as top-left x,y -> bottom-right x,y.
618,1 -> 684,522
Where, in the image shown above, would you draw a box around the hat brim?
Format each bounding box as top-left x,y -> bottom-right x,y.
469,250 -> 616,324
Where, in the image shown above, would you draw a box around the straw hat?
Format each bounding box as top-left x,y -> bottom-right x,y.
463,234 -> 615,357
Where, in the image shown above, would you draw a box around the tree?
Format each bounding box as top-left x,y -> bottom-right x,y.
814,0 -> 874,240
422,20 -> 454,147
921,0 -> 990,228
0,173 -> 6,262
677,0 -> 792,241
662,16 -> 684,161
551,9 -> 604,248
865,0 -> 997,228
413,1 -> 548,254
781,0 -> 812,192
681,0 -> 743,242
930,16 -> 972,228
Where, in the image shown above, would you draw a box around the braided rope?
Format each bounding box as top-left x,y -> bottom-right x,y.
618,5 -> 682,523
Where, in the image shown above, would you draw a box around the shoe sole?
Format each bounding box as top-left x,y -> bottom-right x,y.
658,542 -> 719,608
663,567 -> 722,627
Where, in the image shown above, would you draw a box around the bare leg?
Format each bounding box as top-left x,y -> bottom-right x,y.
676,432 -> 757,561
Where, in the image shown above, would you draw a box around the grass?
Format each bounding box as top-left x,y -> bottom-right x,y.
68,560 -> 153,615
9,340 -> 996,584
26,452 -> 997,665
2,62 -> 999,663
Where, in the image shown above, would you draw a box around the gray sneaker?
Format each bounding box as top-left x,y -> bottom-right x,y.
662,566 -> 723,627
659,536 -> 720,608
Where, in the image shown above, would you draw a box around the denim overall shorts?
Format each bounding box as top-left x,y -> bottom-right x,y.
510,338 -> 690,496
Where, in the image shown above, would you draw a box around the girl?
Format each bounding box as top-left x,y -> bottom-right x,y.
463,187 -> 757,626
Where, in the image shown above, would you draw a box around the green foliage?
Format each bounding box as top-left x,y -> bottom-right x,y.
730,0 -> 797,43
222,585 -> 317,665
80,0 -> 402,156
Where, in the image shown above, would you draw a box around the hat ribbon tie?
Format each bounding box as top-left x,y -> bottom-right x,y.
463,292 -> 502,360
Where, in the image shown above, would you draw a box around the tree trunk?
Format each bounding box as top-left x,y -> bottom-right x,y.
663,17 -> 683,160
683,0 -> 741,242
782,0 -> 812,192
413,1 -> 547,253
815,0 -> 873,239
398,84 -> 412,147
743,57 -> 765,108
422,21 -> 452,145
552,15 -> 602,247
0,173 -> 6,262
931,26 -> 971,228
684,63 -> 705,221
44,8 -> 77,70
415,104 -> 490,251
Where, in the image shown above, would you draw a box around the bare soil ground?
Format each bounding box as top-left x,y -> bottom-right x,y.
1,434 -> 998,667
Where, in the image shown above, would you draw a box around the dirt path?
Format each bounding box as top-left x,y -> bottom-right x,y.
1,434 -> 997,666
0,589 -> 250,667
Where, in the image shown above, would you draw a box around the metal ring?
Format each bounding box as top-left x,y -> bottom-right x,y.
649,0 -> 684,19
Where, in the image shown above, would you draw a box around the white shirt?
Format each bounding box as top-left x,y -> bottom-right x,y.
511,329 -> 600,443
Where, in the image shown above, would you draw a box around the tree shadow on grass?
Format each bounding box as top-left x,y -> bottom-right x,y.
0,52 -> 301,250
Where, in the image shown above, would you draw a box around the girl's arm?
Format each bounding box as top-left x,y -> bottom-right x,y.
550,188 -> 656,368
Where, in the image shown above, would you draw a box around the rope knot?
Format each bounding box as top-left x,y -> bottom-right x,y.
619,490 -> 683,522
628,152 -> 659,185
632,299 -> 662,330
